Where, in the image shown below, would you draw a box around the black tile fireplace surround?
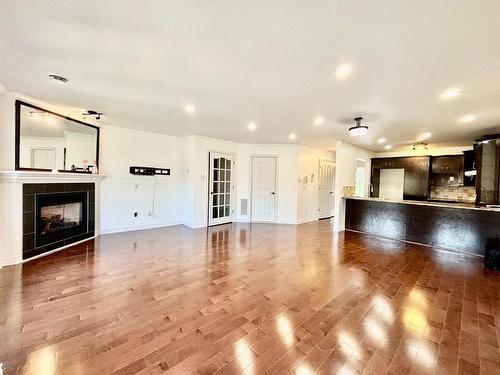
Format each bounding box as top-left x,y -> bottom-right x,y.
23,183 -> 95,260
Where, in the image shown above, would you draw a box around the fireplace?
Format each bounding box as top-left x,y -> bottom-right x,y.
23,183 -> 95,260
36,192 -> 88,247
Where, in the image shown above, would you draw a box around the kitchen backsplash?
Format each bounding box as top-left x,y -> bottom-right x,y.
430,186 -> 476,202
342,185 -> 356,197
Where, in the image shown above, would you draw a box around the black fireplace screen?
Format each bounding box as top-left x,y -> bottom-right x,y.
36,191 -> 88,247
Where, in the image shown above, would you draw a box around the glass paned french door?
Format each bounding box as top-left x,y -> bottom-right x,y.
209,152 -> 233,226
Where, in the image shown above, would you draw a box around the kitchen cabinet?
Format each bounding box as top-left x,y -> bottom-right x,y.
463,149 -> 476,187
371,156 -> 430,200
430,155 -> 464,186
476,136 -> 500,205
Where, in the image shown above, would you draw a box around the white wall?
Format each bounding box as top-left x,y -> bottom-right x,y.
297,145 -> 335,224
236,144 -> 299,224
99,125 -> 185,234
19,136 -> 66,169
374,144 -> 472,158
333,140 -> 373,231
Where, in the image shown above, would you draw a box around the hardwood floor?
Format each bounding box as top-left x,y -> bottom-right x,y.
1,221 -> 499,375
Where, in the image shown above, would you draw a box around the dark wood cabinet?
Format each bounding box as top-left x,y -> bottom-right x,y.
430,155 -> 464,186
371,156 -> 430,200
475,136 -> 500,205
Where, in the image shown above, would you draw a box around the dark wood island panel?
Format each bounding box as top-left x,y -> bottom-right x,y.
345,198 -> 500,256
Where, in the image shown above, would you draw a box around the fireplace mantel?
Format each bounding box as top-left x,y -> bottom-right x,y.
0,170 -> 105,182
0,171 -> 103,267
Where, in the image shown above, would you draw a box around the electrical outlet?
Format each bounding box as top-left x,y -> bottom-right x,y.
134,212 -> 138,217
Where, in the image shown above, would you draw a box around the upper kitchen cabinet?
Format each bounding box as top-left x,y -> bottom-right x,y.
430,155 -> 464,186
476,135 -> 500,205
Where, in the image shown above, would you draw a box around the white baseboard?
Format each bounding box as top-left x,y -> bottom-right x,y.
297,217 -> 318,225
0,254 -> 22,268
100,221 -> 183,235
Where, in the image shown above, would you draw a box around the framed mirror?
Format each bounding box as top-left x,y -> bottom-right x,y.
15,100 -> 100,173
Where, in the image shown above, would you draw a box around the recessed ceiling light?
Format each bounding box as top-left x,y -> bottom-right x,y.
247,121 -> 257,131
421,132 -> 432,139
288,133 -> 297,140
384,145 -> 393,150
313,116 -> 325,125
184,104 -> 196,114
48,73 -> 69,84
459,114 -> 476,123
335,64 -> 352,80
440,87 -> 460,100
377,137 -> 386,144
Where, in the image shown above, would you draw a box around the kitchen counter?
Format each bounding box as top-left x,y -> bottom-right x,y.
346,196 -> 500,212
345,197 -> 500,256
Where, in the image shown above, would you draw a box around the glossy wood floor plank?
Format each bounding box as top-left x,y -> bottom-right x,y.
1,221 -> 500,374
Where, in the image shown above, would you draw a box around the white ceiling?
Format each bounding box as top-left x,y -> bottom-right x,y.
1,0 -> 500,151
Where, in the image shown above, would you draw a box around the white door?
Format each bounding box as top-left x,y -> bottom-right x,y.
318,159 -> 335,219
31,148 -> 56,169
208,152 -> 234,226
251,156 -> 277,222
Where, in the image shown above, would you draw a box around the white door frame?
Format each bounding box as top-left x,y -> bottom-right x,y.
249,155 -> 278,223
207,151 -> 236,226
318,158 -> 335,219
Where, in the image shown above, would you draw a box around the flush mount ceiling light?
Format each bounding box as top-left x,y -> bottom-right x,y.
459,114 -> 476,123
48,73 -> 69,84
349,117 -> 368,137
82,110 -> 103,120
335,64 -> 352,80
247,121 -> 257,131
313,116 -> 325,125
184,104 -> 196,114
288,133 -> 297,140
421,132 -> 432,140
440,87 -> 460,100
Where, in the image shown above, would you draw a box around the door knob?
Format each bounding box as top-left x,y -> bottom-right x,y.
271,192 -> 275,195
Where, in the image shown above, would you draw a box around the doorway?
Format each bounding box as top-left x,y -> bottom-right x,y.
251,156 -> 277,223
318,159 -> 335,219
208,152 -> 234,226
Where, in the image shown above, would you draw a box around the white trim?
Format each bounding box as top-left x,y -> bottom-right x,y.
0,170 -> 104,182
250,154 -> 278,223
100,221 -> 183,235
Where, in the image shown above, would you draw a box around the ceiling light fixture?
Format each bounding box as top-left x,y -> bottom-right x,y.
377,138 -> 386,144
247,122 -> 257,131
440,87 -> 460,99
384,145 -> 393,150
288,133 -> 297,140
184,104 -> 196,114
459,114 -> 476,123
349,117 -> 368,137
82,110 -> 103,120
413,142 -> 428,150
313,116 -> 325,125
421,132 -> 432,139
48,73 -> 69,84
335,64 -> 352,80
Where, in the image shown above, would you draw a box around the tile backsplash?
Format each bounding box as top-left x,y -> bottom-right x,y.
342,185 -> 356,197
430,186 -> 476,202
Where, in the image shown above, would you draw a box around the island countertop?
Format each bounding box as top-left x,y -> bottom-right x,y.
345,197 -> 500,256
345,196 -> 500,212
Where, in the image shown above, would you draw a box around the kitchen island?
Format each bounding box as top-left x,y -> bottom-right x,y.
345,197 -> 500,256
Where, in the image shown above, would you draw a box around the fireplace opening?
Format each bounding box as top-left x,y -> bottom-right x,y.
36,191 -> 88,247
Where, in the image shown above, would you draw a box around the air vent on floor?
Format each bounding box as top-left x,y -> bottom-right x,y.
241,199 -> 248,215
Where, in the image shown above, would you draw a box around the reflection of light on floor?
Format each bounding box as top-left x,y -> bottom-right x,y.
235,340 -> 255,375
295,363 -> 315,375
407,340 -> 436,369
402,289 -> 428,334
372,295 -> 395,323
363,318 -> 387,348
337,330 -> 362,360
24,346 -> 56,374
338,366 -> 356,375
277,314 -> 294,347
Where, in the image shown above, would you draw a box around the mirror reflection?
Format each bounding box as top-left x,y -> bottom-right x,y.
17,101 -> 99,172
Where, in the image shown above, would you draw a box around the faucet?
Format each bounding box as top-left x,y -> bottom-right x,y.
368,183 -> 374,197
